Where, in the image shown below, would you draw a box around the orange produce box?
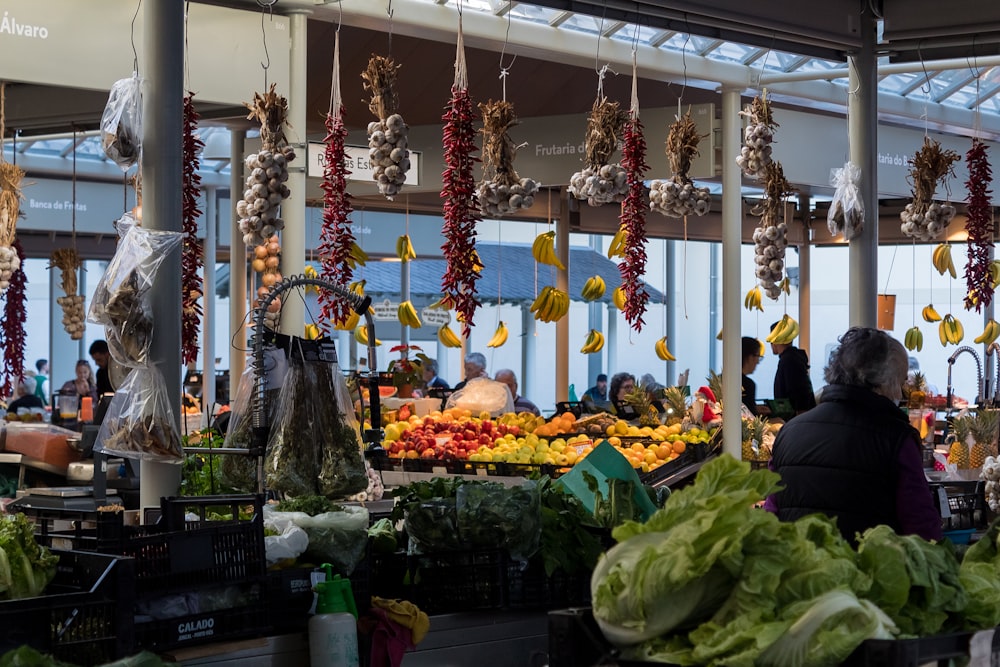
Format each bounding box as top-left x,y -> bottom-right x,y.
4,422 -> 83,470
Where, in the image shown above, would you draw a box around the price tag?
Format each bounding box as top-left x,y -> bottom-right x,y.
421,307 -> 451,326
475,467 -> 488,477
372,299 -> 398,321
937,486 -> 952,518
431,466 -> 447,475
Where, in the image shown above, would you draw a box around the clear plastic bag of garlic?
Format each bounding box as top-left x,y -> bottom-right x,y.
982,456 -> 1000,511
649,178 -> 712,218
900,201 -> 956,242
236,148 -> 292,248
346,463 -> 385,503
568,164 -> 628,206
753,221 -> 788,300
368,115 -> 410,199
477,177 -> 538,218
0,244 -> 20,290
57,294 -> 86,340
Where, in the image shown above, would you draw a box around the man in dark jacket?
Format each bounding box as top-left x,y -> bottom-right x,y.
770,321 -> 816,414
765,327 -> 942,545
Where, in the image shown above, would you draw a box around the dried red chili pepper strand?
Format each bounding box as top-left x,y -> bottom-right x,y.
318,108 -> 355,329
440,85 -> 482,337
1,240 -> 27,397
181,92 -> 205,365
619,112 -> 650,331
965,139 -> 993,311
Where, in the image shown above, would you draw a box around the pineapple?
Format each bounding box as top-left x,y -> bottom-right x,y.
625,385 -> 659,427
706,370 -> 723,407
741,416 -> 769,462
971,409 -> 1000,467
949,416 -> 973,469
662,386 -> 688,426
903,371 -> 928,409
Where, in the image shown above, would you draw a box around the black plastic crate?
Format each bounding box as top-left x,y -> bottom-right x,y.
930,481 -> 989,531
507,558 -> 591,610
841,632 -> 979,666
266,556 -> 371,635
0,550 -> 135,666
133,584 -> 268,652
406,548 -> 509,613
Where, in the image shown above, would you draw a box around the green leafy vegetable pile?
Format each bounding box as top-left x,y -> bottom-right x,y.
0,513 -> 58,600
591,454 -> 986,667
0,646 -> 177,666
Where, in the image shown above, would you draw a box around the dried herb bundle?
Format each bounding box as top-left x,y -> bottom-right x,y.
51,248 -> 85,340
245,83 -> 290,151
761,160 -> 795,221
584,97 -> 626,169
666,110 -> 705,179
362,54 -> 401,120
909,136 -> 961,213
0,162 -> 23,244
479,99 -> 520,185
740,93 -> 777,129
50,248 -> 81,296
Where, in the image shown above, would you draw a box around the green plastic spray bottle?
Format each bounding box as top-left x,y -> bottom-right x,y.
309,564 -> 359,667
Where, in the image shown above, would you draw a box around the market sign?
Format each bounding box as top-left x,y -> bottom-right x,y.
306,143 -> 421,185
372,299 -> 399,321
421,307 -> 451,326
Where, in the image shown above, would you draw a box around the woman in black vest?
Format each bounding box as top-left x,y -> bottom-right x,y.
764,327 -> 942,545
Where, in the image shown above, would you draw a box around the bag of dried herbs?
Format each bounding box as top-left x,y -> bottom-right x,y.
220,347 -> 288,492
88,218 -> 183,366
94,365 -> 182,461
264,336 -> 367,499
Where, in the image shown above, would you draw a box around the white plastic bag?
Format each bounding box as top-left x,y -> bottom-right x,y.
827,161 -> 864,240
263,513 -> 310,567
101,73 -> 143,171
445,377 -> 515,417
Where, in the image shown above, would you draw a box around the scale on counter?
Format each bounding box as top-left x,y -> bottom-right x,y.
12,486 -> 120,511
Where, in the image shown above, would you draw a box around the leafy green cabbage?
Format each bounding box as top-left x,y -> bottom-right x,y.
0,513 -> 58,600
957,520 -> 1000,629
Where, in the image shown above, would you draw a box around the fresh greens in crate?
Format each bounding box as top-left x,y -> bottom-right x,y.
456,480 -> 541,561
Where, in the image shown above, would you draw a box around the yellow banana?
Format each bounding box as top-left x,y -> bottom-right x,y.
743,286 -> 763,312
333,310 -> 360,331
471,249 -> 484,273
938,319 -> 949,346
950,316 -> 964,344
396,234 -> 417,262
766,315 -> 789,343
922,304 -> 942,323
303,265 -> 320,293
437,323 -> 463,348
655,336 -> 676,361
780,277 -> 791,295
903,326 -> 923,352
974,319 -> 1000,346
347,242 -> 369,268
304,323 -> 321,340
766,314 -> 799,345
582,275 -> 606,301
354,325 -> 381,346
532,231 -> 565,270
607,228 -> 627,259
932,243 -> 957,278
530,286 -> 552,316
487,321 -> 509,348
397,300 -> 422,328
612,286 -> 626,311
990,260 -> 1000,288
580,329 -> 605,354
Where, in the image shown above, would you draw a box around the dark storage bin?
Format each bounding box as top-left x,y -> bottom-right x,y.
930,480 -> 989,531
0,550 -> 134,666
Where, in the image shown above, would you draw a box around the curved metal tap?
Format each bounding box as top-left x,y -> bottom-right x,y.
986,341 -> 1000,404
947,345 -> 983,408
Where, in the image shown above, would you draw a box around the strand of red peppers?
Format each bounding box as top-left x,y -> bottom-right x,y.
0,239 -> 26,397
440,17 -> 482,337
318,29 -> 357,329
964,139 -> 994,311
618,53 -> 650,331
181,92 -> 205,365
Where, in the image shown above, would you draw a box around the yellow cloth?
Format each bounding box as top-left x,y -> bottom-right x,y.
371,596 -> 431,645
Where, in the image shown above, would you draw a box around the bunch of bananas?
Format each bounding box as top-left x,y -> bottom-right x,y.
397,300 -> 422,328
744,286 -> 764,312
655,337 -> 676,361
486,321 -> 509,348
607,228 -> 627,259
437,323 -> 462,348
333,310 -> 361,331
304,323 -> 321,340
974,319 -> 1000,346
303,264 -> 320,294
346,242 -> 369,268
530,286 -> 570,322
938,314 -> 964,346
903,326 -> 923,352
354,325 -> 382,346
921,304 -> 942,323
612,286 -> 626,311
766,314 -> 799,345
532,231 -> 565,270
991,260 -> 1000,288
932,243 -> 957,278
580,329 -> 605,354
581,275 -> 606,301
395,234 -> 417,262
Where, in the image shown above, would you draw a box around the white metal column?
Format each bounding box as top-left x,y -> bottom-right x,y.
202,186 -> 217,425
555,195 -> 570,403
797,194 -> 812,357
721,87 -> 743,459
229,129 -> 248,385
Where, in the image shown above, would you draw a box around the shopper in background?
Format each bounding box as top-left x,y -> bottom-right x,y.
89,339 -> 113,395
494,369 -> 540,416
421,358 -> 450,391
582,373 -> 611,412
769,321 -> 816,415
60,359 -> 99,404
639,373 -> 665,398
741,337 -> 763,415
33,359 -> 50,406
7,377 -> 44,414
609,372 -> 636,404
765,327 -> 942,545
452,352 -> 488,392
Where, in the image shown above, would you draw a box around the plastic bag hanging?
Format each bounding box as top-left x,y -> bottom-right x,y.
100,74 -> 143,171
827,161 -> 864,240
